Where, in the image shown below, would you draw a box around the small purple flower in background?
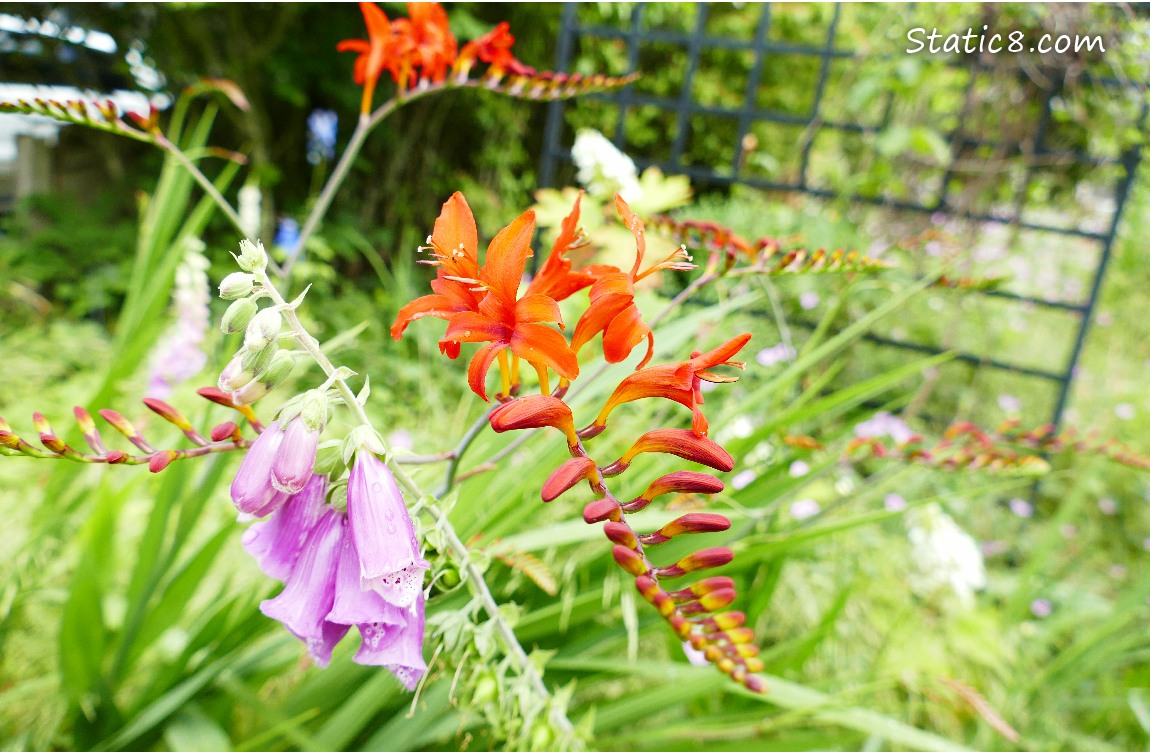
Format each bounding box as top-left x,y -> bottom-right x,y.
731,469 -> 757,491
788,460 -> 809,478
1060,524 -> 1078,539
147,241 -> 210,399
347,450 -> 429,608
854,411 -> 914,444
1030,598 -> 1052,618
1142,537 -> 1150,552
790,498 -> 820,520
756,343 -> 796,368
799,291 -> 820,310
1009,498 -> 1033,518
1115,403 -> 1136,421
388,429 -> 414,451
681,640 -> 709,667
307,109 -> 338,165
884,493 -> 907,512
997,394 -> 1022,414
1098,497 -> 1118,516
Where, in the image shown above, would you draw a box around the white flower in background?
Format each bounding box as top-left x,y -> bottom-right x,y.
789,498 -> 820,520
853,411 -> 915,444
906,503 -> 986,608
755,342 -> 796,367
571,128 -> 643,202
147,239 -> 211,398
238,184 -> 262,239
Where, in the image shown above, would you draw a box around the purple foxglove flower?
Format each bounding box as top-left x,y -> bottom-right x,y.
260,507 -> 344,658
353,594 -> 427,690
308,619 -> 351,668
347,451 -> 429,609
243,474 -> 329,580
272,417 -> 320,494
328,532 -> 409,626
231,420 -> 284,515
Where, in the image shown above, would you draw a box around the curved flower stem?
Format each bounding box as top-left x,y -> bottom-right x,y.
256,271 -> 575,737
437,403 -> 499,496
155,136 -> 247,236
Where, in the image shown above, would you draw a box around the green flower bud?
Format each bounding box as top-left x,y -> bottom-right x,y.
299,390 -> 329,432
244,308 -> 282,351
220,297 -> 258,334
218,272 -> 255,300
234,239 -> 267,273
241,342 -> 278,379
232,351 -> 294,406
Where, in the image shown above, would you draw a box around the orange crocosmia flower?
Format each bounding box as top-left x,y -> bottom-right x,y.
390,2 -> 458,87
455,21 -> 534,78
585,333 -> 751,438
439,210 -> 579,401
391,192 -> 484,359
571,195 -> 696,371
525,193 -> 611,303
337,2 -> 395,114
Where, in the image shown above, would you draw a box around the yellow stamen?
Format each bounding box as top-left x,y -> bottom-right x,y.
533,362 -> 551,396
498,349 -> 512,398
510,355 -> 520,386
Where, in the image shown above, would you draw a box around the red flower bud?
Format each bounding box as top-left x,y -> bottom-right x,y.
583,498 -> 620,524
655,546 -> 734,578
743,674 -> 767,693
612,545 -> 648,576
211,421 -> 241,442
490,395 -> 578,446
542,457 -> 599,502
603,521 -> 637,548
616,429 -> 734,472
634,575 -> 660,601
149,450 -> 178,473
142,397 -> 194,432
679,588 -> 736,614
697,611 -> 746,633
641,512 -> 731,545
669,576 -> 736,603
105,450 -> 128,464
641,471 -> 724,500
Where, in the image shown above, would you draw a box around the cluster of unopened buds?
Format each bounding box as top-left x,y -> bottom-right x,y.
394,190 -> 767,692
846,418 -> 1150,475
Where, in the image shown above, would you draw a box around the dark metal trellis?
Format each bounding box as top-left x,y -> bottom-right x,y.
539,2 -> 1147,429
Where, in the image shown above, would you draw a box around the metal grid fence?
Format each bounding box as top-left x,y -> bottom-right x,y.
539,2 -> 1147,429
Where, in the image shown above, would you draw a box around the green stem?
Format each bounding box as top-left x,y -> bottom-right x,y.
255,270 -> 574,737
156,136 -> 246,236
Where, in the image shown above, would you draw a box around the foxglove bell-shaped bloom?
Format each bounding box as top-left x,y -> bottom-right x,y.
354,594 -> 428,690
231,420 -> 285,515
328,531 -> 409,626
243,474 -> 329,581
260,507 -> 347,667
272,416 -> 321,494
347,450 -> 429,608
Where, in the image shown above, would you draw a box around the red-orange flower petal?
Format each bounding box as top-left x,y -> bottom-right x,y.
541,456 -> 598,502
442,311 -> 512,344
641,471 -> 725,500
608,428 -> 734,475
391,292 -> 466,340
602,304 -> 653,365
490,395 -> 578,446
526,193 -> 598,302
338,2 -> 393,113
467,342 -> 507,401
515,294 -> 564,327
481,209 -> 535,305
510,323 -> 579,381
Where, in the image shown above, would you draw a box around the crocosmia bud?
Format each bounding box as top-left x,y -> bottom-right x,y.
221,297 -> 258,334
245,308 -> 282,351
235,238 -> 268,272
219,272 -> 256,300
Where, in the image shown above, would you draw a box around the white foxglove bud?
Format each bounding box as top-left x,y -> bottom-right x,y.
244,308 -> 282,351
220,297 -> 258,334
234,239 -> 268,273
219,272 -> 256,300
232,351 -> 294,406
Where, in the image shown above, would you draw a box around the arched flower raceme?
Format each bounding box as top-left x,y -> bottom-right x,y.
337,2 -> 395,114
